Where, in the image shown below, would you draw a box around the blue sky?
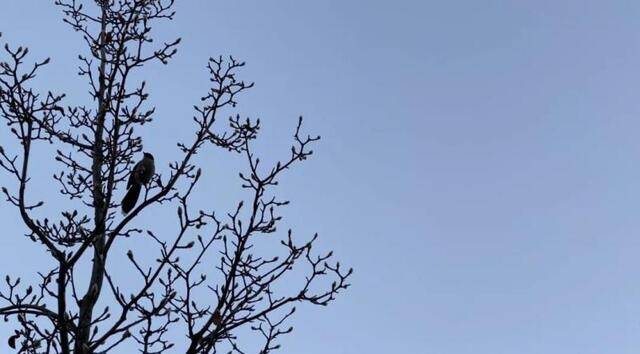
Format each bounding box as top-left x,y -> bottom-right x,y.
2,1 -> 640,353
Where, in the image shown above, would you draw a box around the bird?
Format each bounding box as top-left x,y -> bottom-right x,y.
121,152 -> 155,214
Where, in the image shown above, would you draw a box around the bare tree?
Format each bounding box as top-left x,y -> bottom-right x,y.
0,1 -> 352,353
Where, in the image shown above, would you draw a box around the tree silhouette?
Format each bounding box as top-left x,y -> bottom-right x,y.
0,1 -> 351,353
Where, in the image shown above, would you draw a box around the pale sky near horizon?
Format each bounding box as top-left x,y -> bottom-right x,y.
2,1 -> 640,353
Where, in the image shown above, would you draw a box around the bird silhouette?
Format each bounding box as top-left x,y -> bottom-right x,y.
121,152 -> 155,214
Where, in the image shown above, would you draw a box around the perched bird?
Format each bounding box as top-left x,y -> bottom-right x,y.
121,152 -> 155,214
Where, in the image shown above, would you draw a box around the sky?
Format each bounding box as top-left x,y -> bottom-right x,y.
2,0 -> 640,353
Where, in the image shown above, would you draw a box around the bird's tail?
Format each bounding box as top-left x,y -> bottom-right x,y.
121,183 -> 141,214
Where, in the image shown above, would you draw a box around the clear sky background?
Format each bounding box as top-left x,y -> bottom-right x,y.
2,1 -> 640,353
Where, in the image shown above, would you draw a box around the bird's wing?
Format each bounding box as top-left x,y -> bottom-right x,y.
141,158 -> 155,184
127,160 -> 145,189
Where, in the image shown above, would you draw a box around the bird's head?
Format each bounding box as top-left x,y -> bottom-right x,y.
143,152 -> 154,160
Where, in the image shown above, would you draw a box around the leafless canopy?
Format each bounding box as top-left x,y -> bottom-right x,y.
0,1 -> 351,353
